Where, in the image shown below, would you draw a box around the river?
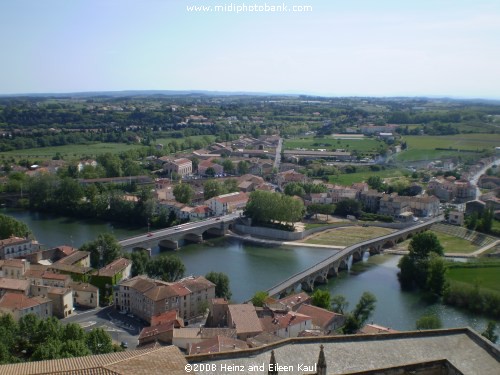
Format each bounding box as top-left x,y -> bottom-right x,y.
2,208 -> 498,338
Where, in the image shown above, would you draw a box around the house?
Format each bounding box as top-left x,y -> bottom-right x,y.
70,282 -> 99,308
227,304 -> 263,340
378,194 -> 411,217
114,275 -> 215,323
276,170 -> 307,188
172,327 -> 237,351
0,237 -> 40,260
205,192 -> 249,216
257,308 -> 312,339
187,335 -> 248,355
407,195 -> 440,217
138,310 -> 184,347
478,175 -> 500,190
189,205 -> 211,220
358,323 -> 399,334
53,250 -> 91,268
0,278 -> 30,296
310,193 -> 332,205
47,287 -> 74,318
92,257 -> 132,303
198,159 -> 224,176
274,292 -> 311,311
162,158 -> 193,178
0,292 -> 52,321
296,304 -> 345,332
448,210 -> 464,226
359,189 -> 383,213
0,259 -> 30,279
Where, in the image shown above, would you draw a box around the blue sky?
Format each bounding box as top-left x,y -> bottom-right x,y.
1,0 -> 499,98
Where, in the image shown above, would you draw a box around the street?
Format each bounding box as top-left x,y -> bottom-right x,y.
63,306 -> 143,349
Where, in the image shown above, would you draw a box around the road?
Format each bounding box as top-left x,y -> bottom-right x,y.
64,306 -> 144,349
467,157 -> 500,198
274,137 -> 283,170
118,211 -> 241,248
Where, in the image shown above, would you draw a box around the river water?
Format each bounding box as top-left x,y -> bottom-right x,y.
2,208 -> 498,338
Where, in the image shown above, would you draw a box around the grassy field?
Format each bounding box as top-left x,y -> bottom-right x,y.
447,266 -> 500,293
0,143 -> 146,161
396,231 -> 479,254
303,226 -> 395,247
284,136 -> 383,153
396,134 -> 500,162
329,167 -> 407,185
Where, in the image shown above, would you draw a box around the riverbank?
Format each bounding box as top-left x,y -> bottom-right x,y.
226,231 -> 345,250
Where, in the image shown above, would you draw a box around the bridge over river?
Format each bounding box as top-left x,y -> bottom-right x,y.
119,212 -> 240,251
264,217 -> 442,298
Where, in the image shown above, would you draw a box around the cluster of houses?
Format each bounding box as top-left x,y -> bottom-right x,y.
427,176 -> 476,203
132,290 -> 396,355
0,239 -> 134,321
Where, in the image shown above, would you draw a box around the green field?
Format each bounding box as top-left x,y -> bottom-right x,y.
0,143 -> 146,160
303,226 -> 395,247
329,168 -> 406,185
397,231 -> 479,254
154,134 -> 215,146
284,136 -> 384,153
447,266 -> 500,293
396,134 -> 500,162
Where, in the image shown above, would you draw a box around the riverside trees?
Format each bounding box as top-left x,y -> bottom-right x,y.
244,190 -> 305,229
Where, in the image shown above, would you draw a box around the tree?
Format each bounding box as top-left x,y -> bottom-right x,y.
221,159 -> 235,174
128,250 -> 150,277
251,291 -> 269,307
237,160 -> 249,175
223,178 -> 239,193
205,167 -> 216,177
334,199 -> 361,217
204,180 -> 223,200
85,328 -> 113,354
426,253 -> 447,296
0,214 -> 31,239
205,271 -> 232,300
244,190 -> 305,227
284,182 -> 306,197
311,289 -> 331,310
367,176 -> 383,191
146,254 -> 185,282
398,232 -> 444,291
352,292 -> 376,326
481,321 -> 498,343
342,292 -> 377,334
416,314 -> 442,330
173,183 -> 194,204
80,233 -> 122,268
331,295 -> 349,314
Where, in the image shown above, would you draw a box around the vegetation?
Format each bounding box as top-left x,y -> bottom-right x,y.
304,226 -> 395,247
415,314 -> 442,330
145,254 -> 186,282
481,321 -> 498,343
443,281 -> 500,319
80,233 -> 122,268
398,232 -> 445,295
205,271 -> 232,300
0,214 -> 31,239
251,291 -> 269,307
311,289 -> 331,310
244,190 -> 305,229
173,183 -> 194,205
331,294 -> 349,314
342,292 -> 377,334
203,179 -> 238,200
0,314 -> 116,364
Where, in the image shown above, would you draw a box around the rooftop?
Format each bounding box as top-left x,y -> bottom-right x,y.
0,292 -> 46,310
0,345 -> 188,375
187,335 -> 248,355
69,281 -> 98,293
296,304 -> 341,330
54,250 -> 90,265
187,328 -> 500,375
227,304 -> 263,335
0,277 -> 30,291
97,257 -> 131,277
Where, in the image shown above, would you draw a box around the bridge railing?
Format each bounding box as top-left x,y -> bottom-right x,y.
264,218 -> 440,296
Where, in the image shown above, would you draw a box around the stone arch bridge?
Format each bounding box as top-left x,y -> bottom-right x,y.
265,218 -> 442,299
119,213 -> 239,251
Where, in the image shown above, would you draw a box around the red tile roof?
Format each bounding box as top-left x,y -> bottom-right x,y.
0,292 -> 43,310
187,335 -> 248,355
296,304 -> 340,330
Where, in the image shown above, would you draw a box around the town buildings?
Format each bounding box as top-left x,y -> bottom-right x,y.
0,237 -> 40,260
205,192 -> 249,216
114,275 -> 215,323
161,158 -> 193,178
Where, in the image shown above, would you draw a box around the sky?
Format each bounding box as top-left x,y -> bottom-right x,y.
1,0 -> 499,98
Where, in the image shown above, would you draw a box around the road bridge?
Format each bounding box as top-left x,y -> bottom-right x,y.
264,217 -> 442,299
118,212 -> 240,251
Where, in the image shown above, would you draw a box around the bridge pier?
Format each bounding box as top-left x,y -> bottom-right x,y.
184,233 -> 204,244
159,239 -> 179,251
